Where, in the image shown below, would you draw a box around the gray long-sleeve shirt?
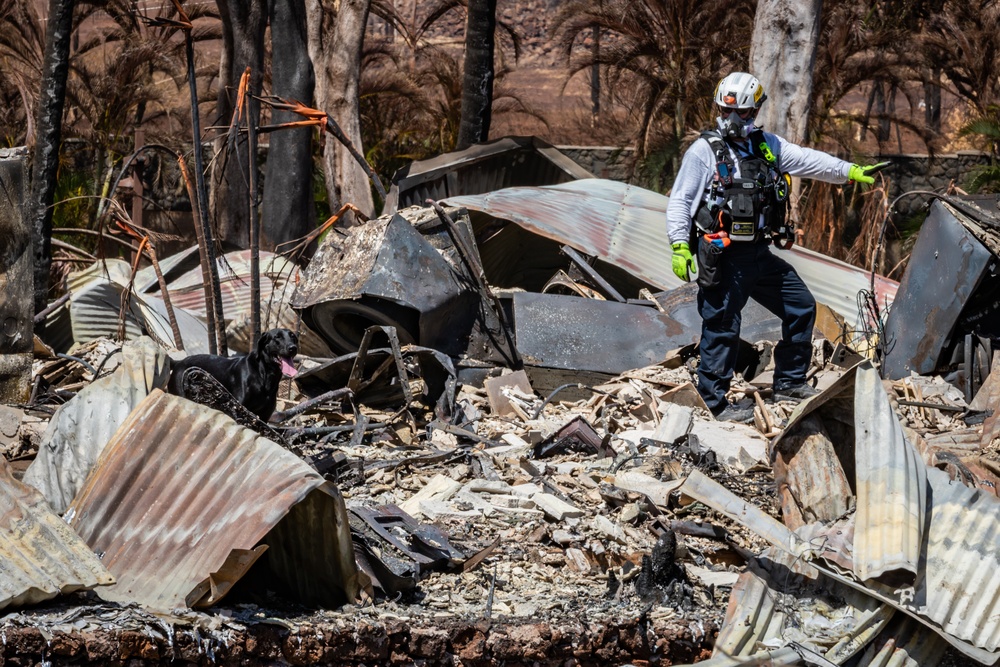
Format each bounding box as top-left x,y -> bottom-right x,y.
665,130 -> 855,244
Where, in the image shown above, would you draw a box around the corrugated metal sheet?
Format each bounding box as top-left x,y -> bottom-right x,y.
66,389 -> 361,611
157,250 -> 299,324
386,136 -> 595,212
773,363 -> 927,585
713,548 -> 889,664
23,336 -> 170,514
0,457 -> 113,609
707,364 -> 1000,663
913,465 -> 1000,654
856,616 -> 948,667
444,179 -> 898,332
852,365 -> 927,584
61,259 -> 210,354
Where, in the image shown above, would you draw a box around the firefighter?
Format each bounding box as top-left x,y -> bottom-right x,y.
666,71 -> 885,422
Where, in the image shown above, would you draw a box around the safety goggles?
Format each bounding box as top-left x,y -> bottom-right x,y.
720,106 -> 755,119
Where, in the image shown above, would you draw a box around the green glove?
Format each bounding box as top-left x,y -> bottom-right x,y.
849,161 -> 890,185
671,242 -> 695,281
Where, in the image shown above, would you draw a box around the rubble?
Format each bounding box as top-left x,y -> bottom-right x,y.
4,170 -> 1000,665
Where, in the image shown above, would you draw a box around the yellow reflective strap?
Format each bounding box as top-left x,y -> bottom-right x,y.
758,141 -> 776,163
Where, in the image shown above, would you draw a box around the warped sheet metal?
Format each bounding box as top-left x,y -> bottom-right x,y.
511,291 -> 695,374
711,548 -> 890,665
386,136 -> 594,213
0,456 -> 113,610
23,336 -> 170,514
151,250 -> 299,324
882,199 -> 997,379
48,259 -> 210,354
444,179 -> 898,332
291,209 -> 503,360
695,372 -> 1000,662
67,390 -> 362,611
772,363 -> 927,585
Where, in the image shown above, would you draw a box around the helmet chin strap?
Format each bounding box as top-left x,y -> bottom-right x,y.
717,111 -> 755,139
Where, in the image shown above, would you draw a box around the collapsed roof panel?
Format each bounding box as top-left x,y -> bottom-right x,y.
44,259 -> 210,355
386,136 -> 595,213
65,389 -> 361,611
772,364 -> 927,586
697,362 -> 1000,663
23,336 -> 170,514
146,250 -> 298,324
444,179 -> 898,333
714,547 -> 891,664
0,456 -> 114,610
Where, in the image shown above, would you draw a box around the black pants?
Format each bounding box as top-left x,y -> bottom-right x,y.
696,242 -> 816,413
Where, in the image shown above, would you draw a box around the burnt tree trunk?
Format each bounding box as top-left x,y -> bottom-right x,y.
456,0 -> 497,150
0,149 -> 33,402
307,0 -> 374,218
262,0 -> 315,251
28,0 -> 75,313
213,0 -> 269,248
749,0 -> 822,142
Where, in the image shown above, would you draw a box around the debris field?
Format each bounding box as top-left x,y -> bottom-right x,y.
3,143 -> 1000,666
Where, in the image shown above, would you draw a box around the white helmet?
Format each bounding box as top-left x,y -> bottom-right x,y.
714,72 -> 767,138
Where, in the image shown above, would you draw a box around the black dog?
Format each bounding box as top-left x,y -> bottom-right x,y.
167,328 -> 299,421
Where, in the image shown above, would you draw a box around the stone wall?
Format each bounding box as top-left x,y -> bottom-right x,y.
556,146 -> 637,182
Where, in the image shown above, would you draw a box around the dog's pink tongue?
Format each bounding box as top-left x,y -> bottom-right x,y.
280,358 -> 298,377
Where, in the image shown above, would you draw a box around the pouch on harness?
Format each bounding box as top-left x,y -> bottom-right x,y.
693,129 -> 793,249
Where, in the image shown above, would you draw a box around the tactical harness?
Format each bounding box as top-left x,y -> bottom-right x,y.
693,129 -> 794,249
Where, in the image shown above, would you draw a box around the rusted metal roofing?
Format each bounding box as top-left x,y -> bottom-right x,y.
713,547 -> 890,664
66,389 -> 362,611
386,136 -> 595,213
772,363 -> 927,585
157,250 -> 298,324
23,336 -> 170,514
56,259 -> 210,354
0,456 -> 113,609
704,363 -> 1000,663
687,580 -> 946,667
444,179 -> 898,332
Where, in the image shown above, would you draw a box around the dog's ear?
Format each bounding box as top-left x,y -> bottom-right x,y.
256,330 -> 275,352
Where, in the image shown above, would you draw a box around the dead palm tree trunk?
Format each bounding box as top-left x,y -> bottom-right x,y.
262,0 -> 315,251
29,0 -> 75,313
456,0 -> 496,150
